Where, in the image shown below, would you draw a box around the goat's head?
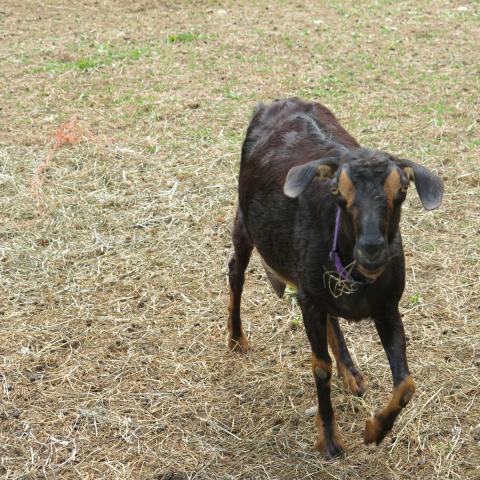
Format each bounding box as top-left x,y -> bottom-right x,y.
284,148 -> 444,279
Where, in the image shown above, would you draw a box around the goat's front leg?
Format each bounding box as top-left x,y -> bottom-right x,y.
299,295 -> 345,458
364,310 -> 415,445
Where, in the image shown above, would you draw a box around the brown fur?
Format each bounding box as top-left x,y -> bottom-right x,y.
327,322 -> 365,396
384,169 -> 401,209
364,376 -> 416,445
227,290 -> 249,352
315,412 -> 345,454
312,353 -> 331,381
389,376 -> 416,410
338,170 -> 356,208
229,98 -> 442,457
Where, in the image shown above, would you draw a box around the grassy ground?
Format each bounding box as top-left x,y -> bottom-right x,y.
0,0 -> 479,478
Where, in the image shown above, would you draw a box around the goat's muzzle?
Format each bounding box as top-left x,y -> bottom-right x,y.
355,238 -> 387,279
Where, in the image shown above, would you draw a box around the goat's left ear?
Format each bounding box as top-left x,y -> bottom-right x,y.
398,159 -> 444,210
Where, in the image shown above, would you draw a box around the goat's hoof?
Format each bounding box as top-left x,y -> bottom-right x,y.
340,365 -> 365,397
315,436 -> 346,459
314,418 -> 346,458
227,334 -> 249,353
364,415 -> 388,446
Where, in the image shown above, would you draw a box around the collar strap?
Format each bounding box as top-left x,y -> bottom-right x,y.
329,207 -> 354,281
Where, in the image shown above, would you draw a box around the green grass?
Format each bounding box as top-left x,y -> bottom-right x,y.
167,32 -> 207,43
224,88 -> 241,100
33,42 -> 152,73
409,292 -> 422,306
289,316 -> 302,329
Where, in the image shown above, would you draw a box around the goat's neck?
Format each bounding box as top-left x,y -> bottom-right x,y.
338,213 -> 356,267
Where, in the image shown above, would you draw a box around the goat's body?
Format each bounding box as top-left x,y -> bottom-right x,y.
227,98 -> 442,457
239,98 -> 405,320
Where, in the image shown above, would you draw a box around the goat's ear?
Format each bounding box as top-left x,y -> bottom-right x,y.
284,157 -> 339,198
398,159 -> 444,210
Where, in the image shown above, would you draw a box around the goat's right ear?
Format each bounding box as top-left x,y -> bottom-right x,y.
284,158 -> 339,198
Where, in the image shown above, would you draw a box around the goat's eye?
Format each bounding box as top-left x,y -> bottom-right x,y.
401,184 -> 409,193
331,187 -> 339,195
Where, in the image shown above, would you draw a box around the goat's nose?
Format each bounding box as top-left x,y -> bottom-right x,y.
357,237 -> 385,262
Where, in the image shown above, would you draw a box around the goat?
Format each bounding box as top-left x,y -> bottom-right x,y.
227,98 -> 443,457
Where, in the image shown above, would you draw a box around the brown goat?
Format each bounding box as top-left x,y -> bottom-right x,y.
227,98 -> 443,457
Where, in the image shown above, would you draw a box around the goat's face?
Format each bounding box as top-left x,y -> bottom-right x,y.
284,148 -> 444,280
332,151 -> 409,279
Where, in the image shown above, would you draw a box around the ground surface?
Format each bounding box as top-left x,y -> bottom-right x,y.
0,1 -> 479,479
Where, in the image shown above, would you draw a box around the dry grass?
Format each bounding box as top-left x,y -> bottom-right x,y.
0,0 -> 479,478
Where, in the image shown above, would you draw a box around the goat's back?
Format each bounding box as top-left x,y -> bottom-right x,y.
241,98 -> 359,169
238,98 -> 359,217
237,98 -> 360,278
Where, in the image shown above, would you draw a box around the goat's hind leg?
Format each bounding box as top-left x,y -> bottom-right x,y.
327,315 -> 365,396
227,208 -> 253,352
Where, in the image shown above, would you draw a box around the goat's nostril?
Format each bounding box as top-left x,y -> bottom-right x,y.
357,240 -> 386,265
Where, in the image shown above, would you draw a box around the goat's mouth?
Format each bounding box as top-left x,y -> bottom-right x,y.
356,264 -> 385,280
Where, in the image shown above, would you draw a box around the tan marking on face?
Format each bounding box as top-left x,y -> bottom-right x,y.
338,170 -> 356,208
384,169 -> 401,209
357,263 -> 385,280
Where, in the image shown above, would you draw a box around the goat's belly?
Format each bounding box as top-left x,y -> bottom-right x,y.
246,208 -> 297,283
258,254 -> 296,298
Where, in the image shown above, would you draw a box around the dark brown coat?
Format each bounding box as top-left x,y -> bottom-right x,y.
227,98 -> 443,457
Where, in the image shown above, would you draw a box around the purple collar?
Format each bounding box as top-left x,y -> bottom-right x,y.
329,207 -> 354,281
